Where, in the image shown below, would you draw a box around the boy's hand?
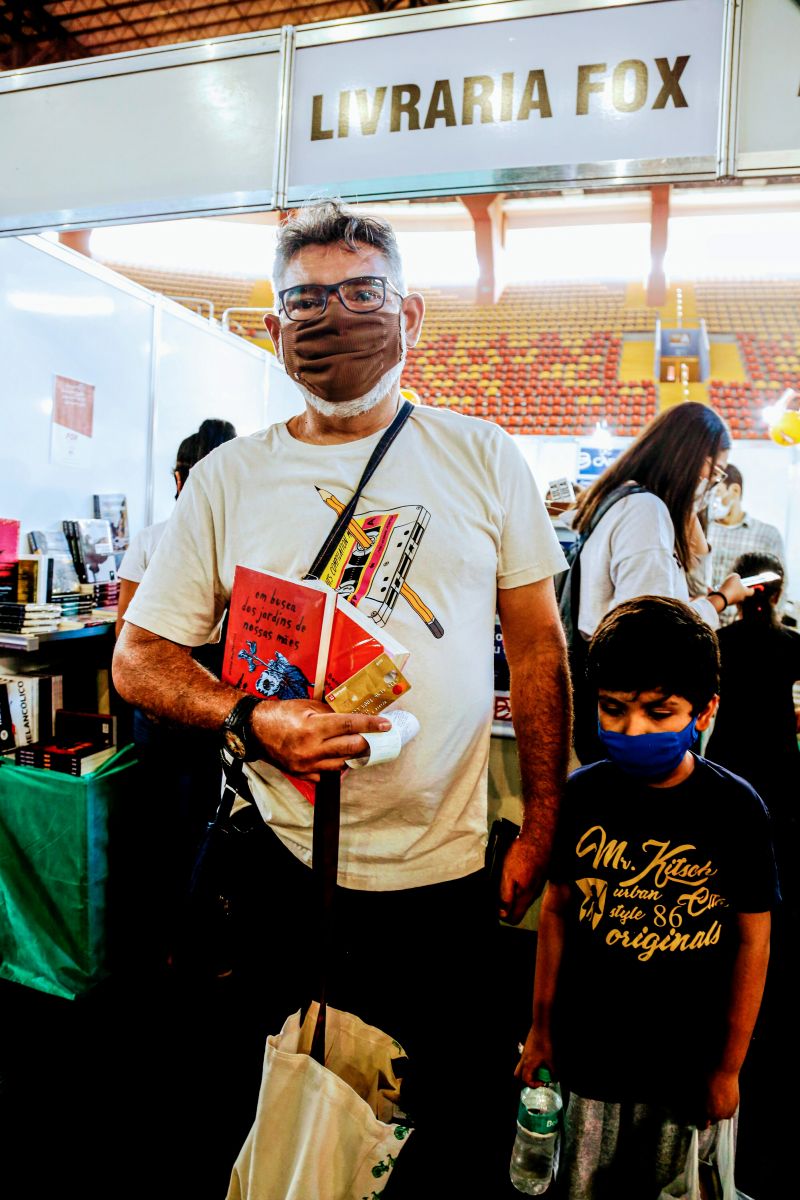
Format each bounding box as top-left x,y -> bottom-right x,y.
703,1068 -> 739,1126
515,1026 -> 555,1088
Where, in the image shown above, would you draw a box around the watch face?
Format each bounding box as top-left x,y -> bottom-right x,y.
224,729 -> 248,759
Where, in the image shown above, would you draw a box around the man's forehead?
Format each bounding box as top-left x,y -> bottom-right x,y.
281,243 -> 391,288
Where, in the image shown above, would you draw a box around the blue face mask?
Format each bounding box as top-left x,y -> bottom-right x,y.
598,716 -> 699,780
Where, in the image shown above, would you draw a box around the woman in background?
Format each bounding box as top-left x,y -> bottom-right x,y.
116,417 -> 236,969
706,551 -> 799,911
566,402 -> 751,761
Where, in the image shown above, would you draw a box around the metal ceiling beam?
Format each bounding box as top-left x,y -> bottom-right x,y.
1,0 -> 88,66
44,0 -> 442,30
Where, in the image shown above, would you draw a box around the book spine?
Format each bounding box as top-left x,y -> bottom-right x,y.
63,520 -> 87,583
312,587 -> 337,700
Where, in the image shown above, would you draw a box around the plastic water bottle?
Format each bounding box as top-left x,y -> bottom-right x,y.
509,1067 -> 563,1195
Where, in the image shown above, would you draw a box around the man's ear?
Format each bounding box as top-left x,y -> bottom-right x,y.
263,313 -> 282,360
729,482 -> 742,503
401,292 -> 425,350
694,694 -> 719,733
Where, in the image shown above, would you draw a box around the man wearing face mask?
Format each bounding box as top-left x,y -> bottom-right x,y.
113,200 -> 571,1194
709,463 -> 786,626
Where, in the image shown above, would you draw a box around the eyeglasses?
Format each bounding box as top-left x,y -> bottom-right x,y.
710,464 -> 728,486
278,275 -> 404,322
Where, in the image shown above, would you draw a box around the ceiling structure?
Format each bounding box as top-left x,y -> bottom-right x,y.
0,0 -> 453,70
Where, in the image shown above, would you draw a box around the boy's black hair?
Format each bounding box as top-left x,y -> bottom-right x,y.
587,596 -> 720,715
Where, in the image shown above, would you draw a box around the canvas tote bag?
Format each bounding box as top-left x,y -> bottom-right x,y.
227,1002 -> 412,1200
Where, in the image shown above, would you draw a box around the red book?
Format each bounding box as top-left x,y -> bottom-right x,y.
222,567 -> 337,804
324,597 -> 411,715
222,566 -> 411,803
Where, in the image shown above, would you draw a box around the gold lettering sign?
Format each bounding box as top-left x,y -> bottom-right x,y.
308,58 -> 691,142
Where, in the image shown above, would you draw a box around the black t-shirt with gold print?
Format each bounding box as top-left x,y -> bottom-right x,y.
548,756 -> 779,1109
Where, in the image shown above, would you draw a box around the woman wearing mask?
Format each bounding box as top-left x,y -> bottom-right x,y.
565,402 -> 752,761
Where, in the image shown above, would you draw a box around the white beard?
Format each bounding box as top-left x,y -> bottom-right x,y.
297,358 -> 405,419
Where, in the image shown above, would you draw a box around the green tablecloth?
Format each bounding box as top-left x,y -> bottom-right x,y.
0,745 -> 137,1000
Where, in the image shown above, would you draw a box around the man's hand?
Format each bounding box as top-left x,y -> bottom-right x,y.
515,1025 -> 555,1088
499,834 -> 549,924
251,700 -> 391,780
703,1068 -> 739,1127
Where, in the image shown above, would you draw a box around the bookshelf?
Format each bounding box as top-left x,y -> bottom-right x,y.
0,624 -> 115,653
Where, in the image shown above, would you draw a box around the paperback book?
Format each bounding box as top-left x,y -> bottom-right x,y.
62,519 -> 118,585
93,494 -> 129,552
222,565 -> 411,803
28,529 -> 82,593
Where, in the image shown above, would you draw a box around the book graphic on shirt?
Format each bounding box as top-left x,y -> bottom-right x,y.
315,488 -> 444,639
93,494 -> 129,552
222,565 -> 411,802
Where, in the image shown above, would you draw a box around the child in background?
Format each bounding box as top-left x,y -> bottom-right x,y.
517,596 -> 778,1199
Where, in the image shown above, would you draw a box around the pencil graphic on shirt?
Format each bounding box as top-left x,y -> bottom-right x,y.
316,487 -> 444,638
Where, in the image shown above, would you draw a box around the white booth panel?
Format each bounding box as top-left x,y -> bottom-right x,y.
0,236 -> 153,542
150,307 -> 270,524
264,359 -> 306,427
0,35 -> 280,234
734,0 -> 800,177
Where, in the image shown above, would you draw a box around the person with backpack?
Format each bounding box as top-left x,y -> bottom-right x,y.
559,403 -> 752,763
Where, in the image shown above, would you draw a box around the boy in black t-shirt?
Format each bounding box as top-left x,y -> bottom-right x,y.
517,596 -> 778,1199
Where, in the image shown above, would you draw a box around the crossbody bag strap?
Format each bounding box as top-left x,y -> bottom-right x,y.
305,399 -> 414,582
300,398 -> 414,1064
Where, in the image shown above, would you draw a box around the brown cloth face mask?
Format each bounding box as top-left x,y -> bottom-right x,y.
279,304 -> 403,403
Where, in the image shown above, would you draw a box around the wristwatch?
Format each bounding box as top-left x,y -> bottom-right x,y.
221,694 -> 264,761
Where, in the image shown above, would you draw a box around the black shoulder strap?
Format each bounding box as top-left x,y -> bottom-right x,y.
563,482 -> 648,648
305,399 -> 414,581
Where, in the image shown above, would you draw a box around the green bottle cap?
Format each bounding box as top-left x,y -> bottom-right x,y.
535,1067 -> 553,1084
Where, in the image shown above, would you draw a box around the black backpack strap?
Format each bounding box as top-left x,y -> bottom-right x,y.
562,483 -> 648,649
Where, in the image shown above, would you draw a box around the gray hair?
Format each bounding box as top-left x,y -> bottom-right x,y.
272,199 -> 406,294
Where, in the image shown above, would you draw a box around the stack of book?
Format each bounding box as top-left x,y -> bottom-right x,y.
15,709 -> 117,776
54,590 -> 94,622
0,602 -> 62,637
93,580 -> 120,611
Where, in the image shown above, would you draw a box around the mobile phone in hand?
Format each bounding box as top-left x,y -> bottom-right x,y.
739,571 -> 781,588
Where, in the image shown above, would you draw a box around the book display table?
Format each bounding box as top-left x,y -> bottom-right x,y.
0,745 -> 138,999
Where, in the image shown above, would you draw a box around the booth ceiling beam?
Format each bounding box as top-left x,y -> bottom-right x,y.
0,0 -> 85,67
1,0 -> 452,65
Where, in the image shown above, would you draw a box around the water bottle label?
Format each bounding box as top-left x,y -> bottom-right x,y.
517,1099 -> 560,1135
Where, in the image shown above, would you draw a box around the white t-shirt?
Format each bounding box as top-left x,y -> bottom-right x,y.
126,406 -> 567,890
577,491 -> 719,639
118,521 -> 168,583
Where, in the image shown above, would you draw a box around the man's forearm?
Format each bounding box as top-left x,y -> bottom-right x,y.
113,623 -> 238,729
512,634 -> 572,852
